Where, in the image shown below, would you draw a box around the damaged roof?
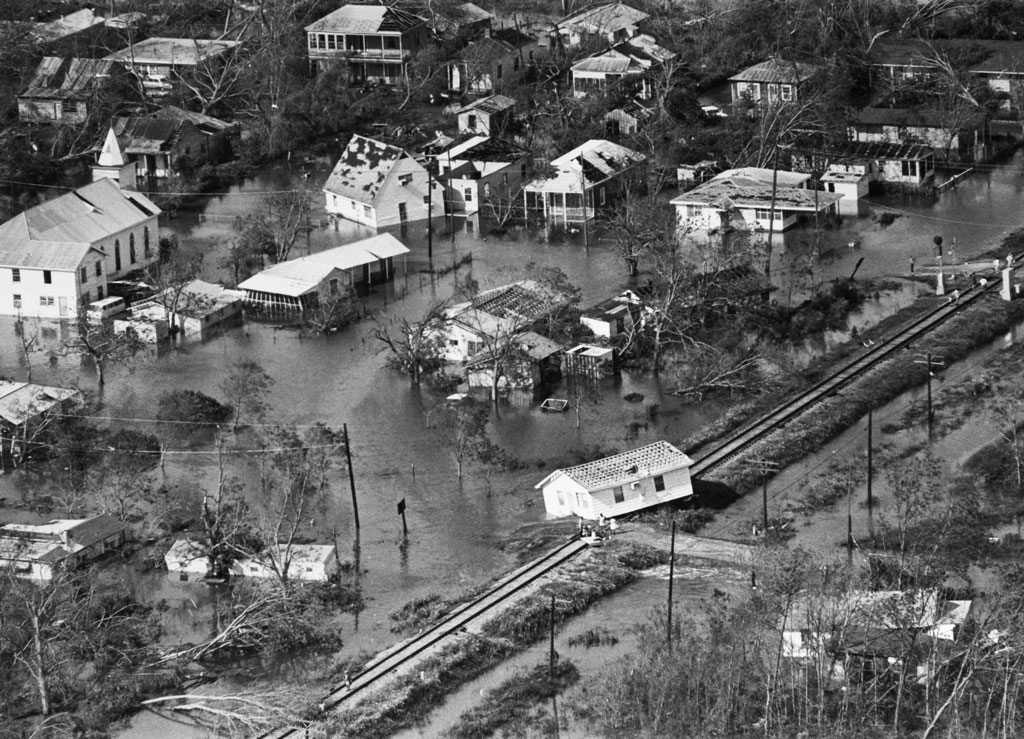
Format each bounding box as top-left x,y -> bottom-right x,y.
112,117 -> 184,154
447,136 -> 530,163
456,93 -> 515,116
671,169 -> 841,213
536,440 -> 692,492
306,5 -> 425,34
526,139 -> 645,194
558,3 -> 649,35
20,57 -> 117,100
323,134 -> 415,206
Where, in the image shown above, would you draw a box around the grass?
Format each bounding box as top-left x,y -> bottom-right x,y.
447,660 -> 580,739
323,541 -> 666,739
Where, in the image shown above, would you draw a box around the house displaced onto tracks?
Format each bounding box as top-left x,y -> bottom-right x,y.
0,515 -> 128,581
238,234 -> 409,312
537,440 -> 694,519
164,538 -> 339,582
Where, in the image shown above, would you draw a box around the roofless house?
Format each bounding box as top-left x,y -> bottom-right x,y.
238,234 -> 409,313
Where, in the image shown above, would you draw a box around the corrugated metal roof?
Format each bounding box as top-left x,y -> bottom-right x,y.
536,440 -> 692,492
729,58 -> 822,85
21,58 -> 117,101
113,117 -> 183,154
833,141 -> 934,161
323,134 -> 411,206
0,179 -> 161,271
306,5 -> 424,34
447,136 -> 530,162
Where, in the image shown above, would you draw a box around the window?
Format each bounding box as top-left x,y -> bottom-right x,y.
398,202 -> 408,221
363,205 -> 372,217
496,63 -> 502,79
599,187 -> 606,205
80,266 -> 87,283
653,475 -> 665,492
449,339 -> 459,346
13,294 -> 21,308
467,114 -> 477,130
11,268 -> 20,282
613,486 -> 625,503
308,33 -> 317,49
327,34 -> 337,50
318,34 -> 326,49
129,233 -> 136,263
39,296 -> 54,307
329,278 -> 339,296
96,285 -> 103,300
756,209 -> 775,221
464,187 -> 473,203
143,226 -> 150,258
685,204 -> 701,218
95,261 -> 102,277
781,84 -> 794,101
43,270 -> 52,284
399,173 -> 413,185
114,240 -> 121,271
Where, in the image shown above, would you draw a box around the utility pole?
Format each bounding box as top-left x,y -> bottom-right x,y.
578,154 -> 590,249
764,143 -> 781,284
667,520 -> 675,650
549,593 -> 557,678
914,354 -> 945,441
866,407 -> 873,510
426,162 -> 434,266
343,423 -> 360,532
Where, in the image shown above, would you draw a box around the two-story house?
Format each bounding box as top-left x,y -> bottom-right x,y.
447,28 -> 534,96
555,2 -> 649,48
571,34 -> 675,99
0,178 -> 161,318
437,136 -> 531,214
305,4 -> 427,84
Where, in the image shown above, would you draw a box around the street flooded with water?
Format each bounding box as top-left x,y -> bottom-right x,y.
3,148 -> 1024,738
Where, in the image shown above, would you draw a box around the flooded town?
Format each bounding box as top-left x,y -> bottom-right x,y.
5,1 -> 1024,738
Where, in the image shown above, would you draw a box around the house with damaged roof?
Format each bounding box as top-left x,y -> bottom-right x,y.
91,107 -> 237,182
436,136 -> 531,214
0,178 -> 160,318
456,94 -> 516,136
571,34 -> 675,100
524,139 -> 645,225
671,167 -> 841,232
555,2 -> 649,48
0,515 -> 128,581
305,4 -> 427,83
324,134 -> 444,228
537,440 -> 694,519
447,27 -> 535,96
17,57 -> 121,125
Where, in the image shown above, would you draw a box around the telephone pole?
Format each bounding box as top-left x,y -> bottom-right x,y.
913,354 -> 945,441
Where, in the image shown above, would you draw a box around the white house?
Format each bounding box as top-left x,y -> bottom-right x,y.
556,2 -> 649,47
323,134 -> 444,229
0,178 -> 160,318
536,440 -> 694,519
132,279 -> 243,337
0,381 -> 81,462
524,139 -> 645,225
0,515 -> 128,581
729,58 -> 823,106
164,539 -> 338,582
437,136 -> 531,214
239,234 -> 410,311
579,290 -> 641,338
671,167 -> 841,232
105,37 -> 241,97
849,107 -> 991,162
571,35 -> 675,99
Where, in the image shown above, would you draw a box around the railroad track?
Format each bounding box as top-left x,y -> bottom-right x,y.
260,536 -> 587,738
690,274 -> 1002,478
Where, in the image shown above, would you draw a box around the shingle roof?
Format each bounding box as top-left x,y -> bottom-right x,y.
323,134 -> 412,205
729,58 -> 822,84
559,3 -> 649,35
0,179 -> 160,271
106,37 -> 240,67
538,440 -> 692,492
306,4 -> 425,34
456,93 -> 515,115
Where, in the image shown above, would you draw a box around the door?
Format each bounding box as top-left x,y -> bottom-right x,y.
398,202 -> 408,222
58,296 -> 67,317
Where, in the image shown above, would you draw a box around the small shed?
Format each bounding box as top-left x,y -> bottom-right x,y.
465,330 -> 562,390
579,290 -> 640,338
562,344 -> 616,376
456,94 -> 516,136
536,440 -> 694,519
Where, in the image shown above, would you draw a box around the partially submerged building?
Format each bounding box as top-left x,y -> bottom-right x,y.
238,234 -> 409,311
305,4 -> 427,83
671,167 -> 842,232
164,538 -> 339,582
323,134 -> 444,228
537,440 -> 694,519
437,136 -> 531,214
0,381 -> 81,462
130,279 -> 243,338
0,515 -> 128,581
18,57 -> 119,124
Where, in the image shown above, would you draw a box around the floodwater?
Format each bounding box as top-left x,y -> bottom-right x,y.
4,150 -> 1024,738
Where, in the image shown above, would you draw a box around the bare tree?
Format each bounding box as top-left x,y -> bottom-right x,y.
234,185 -> 314,266
145,235 -> 206,335
64,308 -> 145,388
601,188 -> 675,276
373,300 -> 450,386
220,360 -> 274,430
